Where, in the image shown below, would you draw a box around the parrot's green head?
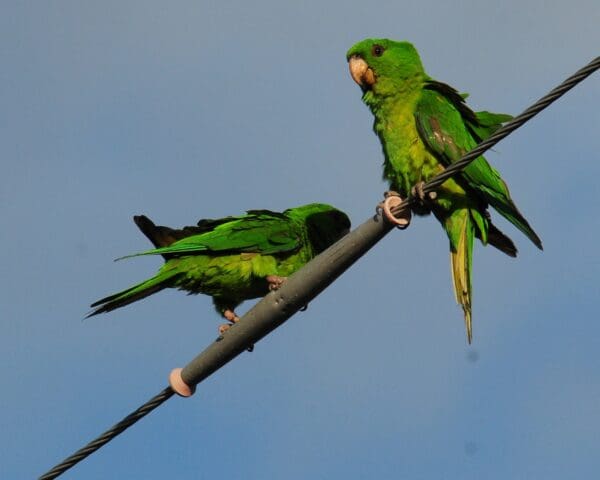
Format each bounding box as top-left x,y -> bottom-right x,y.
346,38 -> 425,106
287,203 -> 351,254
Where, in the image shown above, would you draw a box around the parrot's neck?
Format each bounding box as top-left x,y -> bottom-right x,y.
361,71 -> 424,114
366,86 -> 421,151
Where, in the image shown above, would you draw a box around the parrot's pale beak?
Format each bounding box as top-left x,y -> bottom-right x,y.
348,55 -> 376,88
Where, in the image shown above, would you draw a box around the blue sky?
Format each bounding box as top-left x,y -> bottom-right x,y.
1,1 -> 599,479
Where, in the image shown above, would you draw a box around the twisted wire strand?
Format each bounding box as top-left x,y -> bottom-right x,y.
39,387 -> 175,480
391,56 -> 600,216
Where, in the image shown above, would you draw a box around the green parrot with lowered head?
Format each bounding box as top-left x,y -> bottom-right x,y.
88,203 -> 350,333
346,38 -> 542,343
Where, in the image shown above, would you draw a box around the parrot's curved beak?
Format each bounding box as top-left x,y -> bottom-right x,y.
348,55 -> 376,88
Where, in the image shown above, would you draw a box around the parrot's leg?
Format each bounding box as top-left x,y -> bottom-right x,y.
377,191 -> 411,228
214,299 -> 254,352
218,309 -> 254,352
409,181 -> 438,216
411,181 -> 437,204
266,275 -> 287,291
223,309 -> 240,322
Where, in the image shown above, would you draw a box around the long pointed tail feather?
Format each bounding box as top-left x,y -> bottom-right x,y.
487,222 -> 517,257
488,198 -> 543,251
448,211 -> 474,344
87,271 -> 179,317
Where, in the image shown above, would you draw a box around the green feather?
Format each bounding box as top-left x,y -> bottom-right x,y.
414,87 -> 542,249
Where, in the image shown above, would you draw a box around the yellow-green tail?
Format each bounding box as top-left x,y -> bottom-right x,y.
447,209 -> 474,344
87,269 -> 180,317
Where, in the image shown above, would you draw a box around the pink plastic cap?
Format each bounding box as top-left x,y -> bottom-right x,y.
169,368 -> 196,397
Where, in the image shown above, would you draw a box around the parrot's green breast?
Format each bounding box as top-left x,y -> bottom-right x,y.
375,97 -> 465,210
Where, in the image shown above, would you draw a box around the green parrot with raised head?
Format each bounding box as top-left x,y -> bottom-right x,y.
346,38 -> 542,343
89,203 -> 351,333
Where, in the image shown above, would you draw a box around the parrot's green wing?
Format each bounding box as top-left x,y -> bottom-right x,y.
119,210 -> 304,260
415,81 -> 542,249
470,110 -> 513,140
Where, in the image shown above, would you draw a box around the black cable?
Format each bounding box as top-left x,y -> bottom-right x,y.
39,387 -> 174,480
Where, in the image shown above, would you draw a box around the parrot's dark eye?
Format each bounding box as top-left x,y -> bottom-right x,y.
372,44 -> 385,57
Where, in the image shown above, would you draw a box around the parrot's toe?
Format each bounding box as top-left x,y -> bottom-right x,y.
411,181 -> 437,204
218,323 -> 231,335
218,312 -> 254,352
222,309 -> 240,323
266,275 -> 287,291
